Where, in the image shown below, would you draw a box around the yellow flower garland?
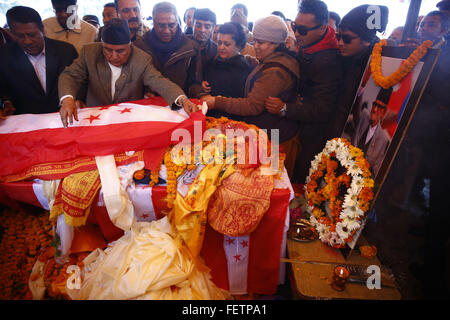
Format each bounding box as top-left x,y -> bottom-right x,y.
370,39 -> 433,89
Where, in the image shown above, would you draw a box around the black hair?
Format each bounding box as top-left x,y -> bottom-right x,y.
329,11 -> 341,26
183,7 -> 196,23
83,15 -> 99,23
271,11 -> 286,21
299,0 -> 329,26
6,6 -> 44,31
425,10 -> 449,32
51,0 -> 77,6
194,8 -> 216,25
231,3 -> 248,17
218,22 -> 247,50
275,43 -> 297,58
104,2 -> 116,8
114,0 -> 140,11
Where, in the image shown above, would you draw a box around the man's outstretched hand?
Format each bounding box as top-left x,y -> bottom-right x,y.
59,96 -> 79,128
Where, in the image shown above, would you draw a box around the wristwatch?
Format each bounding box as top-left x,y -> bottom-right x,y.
279,104 -> 287,117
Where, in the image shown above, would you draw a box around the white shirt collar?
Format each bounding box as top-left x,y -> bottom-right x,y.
24,43 -> 46,59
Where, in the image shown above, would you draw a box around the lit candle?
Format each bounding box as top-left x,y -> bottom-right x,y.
334,266 -> 350,279
331,266 -> 350,292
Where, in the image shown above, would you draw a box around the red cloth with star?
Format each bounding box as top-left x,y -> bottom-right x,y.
201,188 -> 290,295
0,97 -> 205,179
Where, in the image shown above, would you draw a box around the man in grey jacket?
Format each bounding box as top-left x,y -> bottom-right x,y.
59,18 -> 198,127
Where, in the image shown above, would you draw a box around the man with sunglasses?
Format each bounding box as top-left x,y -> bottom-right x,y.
43,0 -> 98,54
328,5 -> 389,139
134,2 -> 201,94
265,0 -> 341,184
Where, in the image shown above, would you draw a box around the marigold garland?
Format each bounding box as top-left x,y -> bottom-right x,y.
0,208 -> 54,299
360,244 -> 377,259
370,39 -> 433,89
145,116 -> 284,209
305,138 -> 375,248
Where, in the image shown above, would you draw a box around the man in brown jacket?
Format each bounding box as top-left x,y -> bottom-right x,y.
134,2 -> 201,93
59,19 -> 198,127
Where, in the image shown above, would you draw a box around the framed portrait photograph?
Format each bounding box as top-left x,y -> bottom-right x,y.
340,45 -> 440,257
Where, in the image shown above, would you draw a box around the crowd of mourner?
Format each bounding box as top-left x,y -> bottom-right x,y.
0,0 -> 448,188
0,0 -> 450,298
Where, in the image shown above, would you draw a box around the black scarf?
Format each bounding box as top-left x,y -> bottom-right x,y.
148,27 -> 183,66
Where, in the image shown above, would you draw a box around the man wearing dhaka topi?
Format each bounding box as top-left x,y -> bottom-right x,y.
58,18 -> 199,128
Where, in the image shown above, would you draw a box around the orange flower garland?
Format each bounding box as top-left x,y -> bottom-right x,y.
371,39 -> 432,89
0,208 -> 54,299
305,138 -> 375,248
360,245 -> 377,259
147,116 -> 284,209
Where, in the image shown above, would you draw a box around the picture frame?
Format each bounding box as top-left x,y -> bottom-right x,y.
339,45 -> 441,259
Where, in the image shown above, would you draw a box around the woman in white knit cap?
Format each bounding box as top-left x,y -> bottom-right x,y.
201,15 -> 301,176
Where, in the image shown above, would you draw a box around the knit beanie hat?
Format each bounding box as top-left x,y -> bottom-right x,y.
51,0 -> 77,6
437,0 -> 450,11
253,15 -> 288,44
101,18 -> 131,45
340,5 -> 389,43
374,86 -> 393,107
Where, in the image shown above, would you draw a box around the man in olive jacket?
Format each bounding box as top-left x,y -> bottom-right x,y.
59,18 -> 198,127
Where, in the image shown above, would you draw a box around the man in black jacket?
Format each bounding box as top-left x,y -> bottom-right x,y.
0,6 -> 78,117
264,0 -> 341,183
330,5 -> 389,140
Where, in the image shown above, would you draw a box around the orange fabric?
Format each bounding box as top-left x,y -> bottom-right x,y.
207,167 -> 274,237
70,224 -> 107,253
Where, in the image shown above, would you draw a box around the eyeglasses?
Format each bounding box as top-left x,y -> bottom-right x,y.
156,23 -> 177,30
291,22 -> 322,36
336,33 -> 359,44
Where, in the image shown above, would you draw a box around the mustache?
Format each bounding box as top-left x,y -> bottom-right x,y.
128,17 -> 139,23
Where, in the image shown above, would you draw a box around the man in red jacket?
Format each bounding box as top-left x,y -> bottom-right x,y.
264,0 -> 342,183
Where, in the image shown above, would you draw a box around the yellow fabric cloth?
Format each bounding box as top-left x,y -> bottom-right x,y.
42,179 -> 61,211
66,217 -> 231,300
168,163 -> 235,265
49,170 -> 101,227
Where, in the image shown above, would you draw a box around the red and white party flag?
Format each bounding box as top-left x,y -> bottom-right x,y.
0,98 -> 205,178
